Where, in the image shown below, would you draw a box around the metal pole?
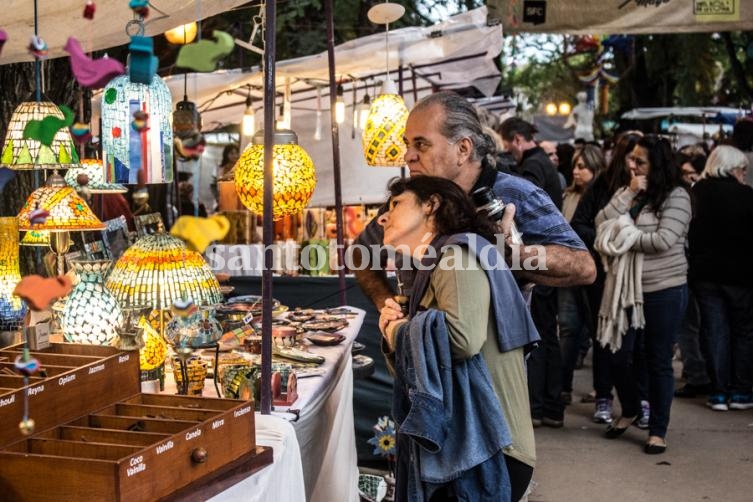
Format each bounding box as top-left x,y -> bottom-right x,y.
325,0 -> 347,307
260,0 -> 276,415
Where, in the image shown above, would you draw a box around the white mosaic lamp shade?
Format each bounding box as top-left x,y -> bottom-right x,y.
62,260 -> 124,345
106,233 -> 222,310
101,74 -> 173,184
234,129 -> 317,220
0,217 -> 26,331
361,79 -> 408,167
65,158 -> 127,193
0,101 -> 80,170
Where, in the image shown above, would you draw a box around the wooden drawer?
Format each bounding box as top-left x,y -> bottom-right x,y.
0,393 -> 271,502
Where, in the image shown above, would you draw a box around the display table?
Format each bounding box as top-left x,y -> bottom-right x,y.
168,307 -> 364,502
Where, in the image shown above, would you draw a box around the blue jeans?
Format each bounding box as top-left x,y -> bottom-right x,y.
694,282 -> 753,395
558,286 -> 590,393
611,285 -> 688,438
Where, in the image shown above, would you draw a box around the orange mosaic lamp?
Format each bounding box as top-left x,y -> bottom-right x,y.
0,217 -> 26,331
17,173 -> 105,232
234,129 -> 316,220
106,232 -> 222,310
0,101 -> 79,170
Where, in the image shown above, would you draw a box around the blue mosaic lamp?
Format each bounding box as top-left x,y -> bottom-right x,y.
100,74 -> 173,184
0,217 -> 27,331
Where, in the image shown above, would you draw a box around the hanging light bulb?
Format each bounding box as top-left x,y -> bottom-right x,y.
164,22 -> 198,45
242,92 -> 255,137
362,2 -> 408,167
335,84 -> 346,125
357,93 -> 371,132
314,87 -> 323,141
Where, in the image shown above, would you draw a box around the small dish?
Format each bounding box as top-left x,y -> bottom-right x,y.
307,333 -> 346,346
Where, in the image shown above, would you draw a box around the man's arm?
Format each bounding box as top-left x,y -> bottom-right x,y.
352,245 -> 394,309
510,243 -> 596,287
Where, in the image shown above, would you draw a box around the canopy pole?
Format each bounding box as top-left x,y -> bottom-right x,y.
325,0 -> 347,307
260,0 -> 276,416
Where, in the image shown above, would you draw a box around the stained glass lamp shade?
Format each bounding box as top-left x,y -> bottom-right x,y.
17,173 -> 105,232
361,79 -> 408,167
106,233 -> 222,310
65,158 -> 127,193
0,101 -> 79,170
61,260 -> 123,345
21,230 -> 50,247
0,217 -> 26,331
101,74 -> 173,184
234,129 -> 316,220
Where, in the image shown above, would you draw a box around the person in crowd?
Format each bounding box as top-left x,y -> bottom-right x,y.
178,181 -> 207,217
558,145 -> 605,406
674,149 -> 713,398
596,135 -> 691,454
540,140 -> 567,191
378,176 -> 539,502
354,91 -> 595,313
571,131 -> 644,425
212,144 -> 241,206
730,117 -> 753,188
499,117 -> 566,428
689,145 -> 753,411
557,142 -> 576,187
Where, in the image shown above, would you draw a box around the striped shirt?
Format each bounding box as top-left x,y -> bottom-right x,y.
596,186 -> 691,293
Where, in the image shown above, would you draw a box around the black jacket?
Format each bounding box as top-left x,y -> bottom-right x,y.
689,177 -> 753,287
516,146 -> 562,209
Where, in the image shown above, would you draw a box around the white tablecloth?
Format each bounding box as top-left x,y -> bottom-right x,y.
186,307 -> 364,502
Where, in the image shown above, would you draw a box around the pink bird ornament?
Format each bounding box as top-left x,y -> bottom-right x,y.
64,37 -> 125,89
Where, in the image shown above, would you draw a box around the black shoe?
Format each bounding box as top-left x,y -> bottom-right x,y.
542,416 -> 564,428
644,442 -> 667,454
604,416 -> 637,439
674,383 -> 712,398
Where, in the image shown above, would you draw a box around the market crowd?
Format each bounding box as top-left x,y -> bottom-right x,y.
355,91 -> 753,501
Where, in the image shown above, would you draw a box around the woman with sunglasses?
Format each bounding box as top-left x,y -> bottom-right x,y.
595,135 -> 691,454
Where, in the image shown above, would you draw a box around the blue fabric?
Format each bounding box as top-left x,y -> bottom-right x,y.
410,233 -> 540,354
392,310 -> 512,502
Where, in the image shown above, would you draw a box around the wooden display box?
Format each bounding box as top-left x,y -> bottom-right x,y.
0,344 -> 272,501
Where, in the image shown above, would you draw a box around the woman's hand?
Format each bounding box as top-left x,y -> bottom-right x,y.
378,297 -> 404,338
630,171 -> 647,193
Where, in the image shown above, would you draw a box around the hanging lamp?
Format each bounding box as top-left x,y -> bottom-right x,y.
234,129 -> 316,220
361,2 -> 408,167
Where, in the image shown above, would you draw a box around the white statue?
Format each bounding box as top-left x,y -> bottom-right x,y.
564,91 -> 595,141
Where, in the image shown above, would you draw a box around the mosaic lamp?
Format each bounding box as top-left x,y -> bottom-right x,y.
20,230 -> 50,247
0,217 -> 27,331
101,74 -> 173,184
0,101 -> 79,170
234,129 -> 316,220
64,158 -> 127,193
106,232 -> 222,311
17,172 -> 106,274
61,260 -> 123,345
361,1 -> 408,167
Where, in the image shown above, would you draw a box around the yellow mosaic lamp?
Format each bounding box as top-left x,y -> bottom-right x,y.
0,101 -> 79,170
64,158 -> 127,193
361,78 -> 408,167
0,217 -> 27,331
17,173 -> 105,232
234,129 -> 316,220
20,230 -> 50,247
106,232 -> 222,310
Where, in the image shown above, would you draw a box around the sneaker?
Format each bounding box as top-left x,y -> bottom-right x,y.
707,394 -> 729,411
729,394 -> 753,410
592,398 -> 613,424
636,400 -> 650,429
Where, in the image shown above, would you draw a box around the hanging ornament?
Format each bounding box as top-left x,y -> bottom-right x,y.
129,0 -> 149,18
64,37 -> 125,89
83,0 -> 96,20
28,35 -> 48,59
22,105 -> 75,147
175,31 -> 235,73
128,35 -> 158,85
173,133 -> 206,160
131,110 -> 149,132
70,122 -> 92,145
0,29 -> 7,56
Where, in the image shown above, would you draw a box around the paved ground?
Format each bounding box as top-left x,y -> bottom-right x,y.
528,361 -> 753,502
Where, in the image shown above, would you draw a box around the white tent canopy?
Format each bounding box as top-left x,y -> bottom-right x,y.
0,0 -> 248,65
621,107 -> 745,120
159,7 -> 504,207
